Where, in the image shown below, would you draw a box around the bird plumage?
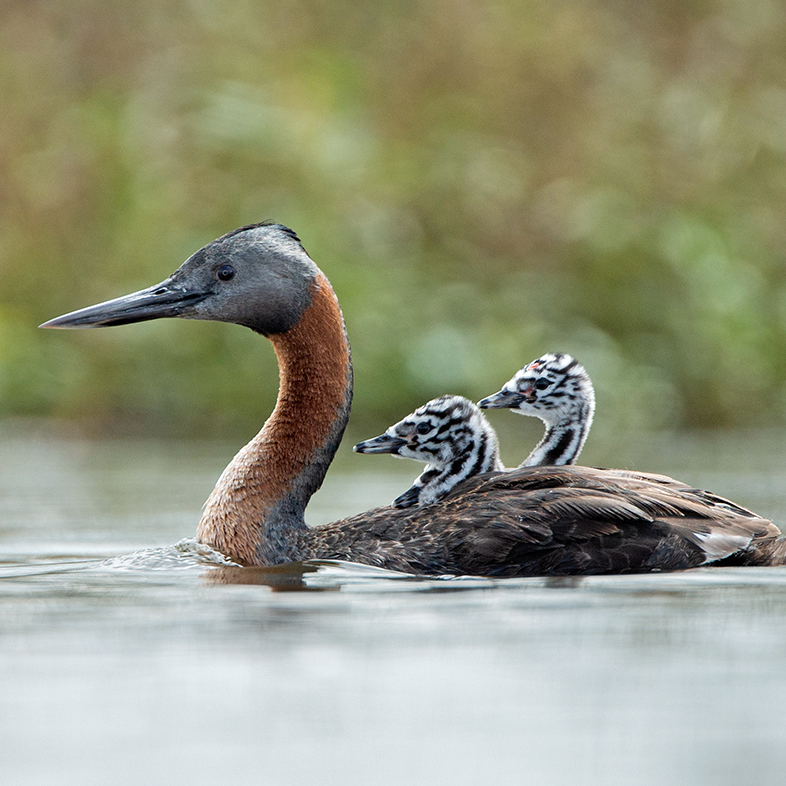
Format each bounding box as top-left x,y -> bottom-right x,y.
479,352 -> 594,466
41,223 -> 783,575
354,395 -> 503,508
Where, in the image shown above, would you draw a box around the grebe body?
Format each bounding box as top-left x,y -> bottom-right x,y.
41,223 -> 782,575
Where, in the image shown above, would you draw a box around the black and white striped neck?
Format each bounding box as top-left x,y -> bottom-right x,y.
354,395 -> 504,508
521,397 -> 594,466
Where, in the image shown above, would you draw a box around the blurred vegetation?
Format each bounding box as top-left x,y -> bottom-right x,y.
2,0 -> 786,439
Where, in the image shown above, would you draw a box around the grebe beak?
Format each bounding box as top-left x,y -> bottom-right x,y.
478,390 -> 525,409
353,434 -> 408,455
40,279 -> 209,329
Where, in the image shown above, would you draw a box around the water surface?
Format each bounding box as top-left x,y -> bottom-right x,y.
2,422 -> 786,786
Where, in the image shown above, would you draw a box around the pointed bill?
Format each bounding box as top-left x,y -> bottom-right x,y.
353,434 -> 408,455
39,280 -> 209,329
477,389 -> 525,409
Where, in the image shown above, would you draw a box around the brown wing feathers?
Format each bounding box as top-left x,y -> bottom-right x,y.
299,465 -> 778,576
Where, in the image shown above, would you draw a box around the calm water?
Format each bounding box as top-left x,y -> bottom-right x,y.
2,421 -> 786,786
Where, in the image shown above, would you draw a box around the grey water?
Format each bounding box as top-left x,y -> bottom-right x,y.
2,421 -> 786,786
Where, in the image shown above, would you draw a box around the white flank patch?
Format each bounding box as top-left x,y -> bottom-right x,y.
693,532 -> 753,563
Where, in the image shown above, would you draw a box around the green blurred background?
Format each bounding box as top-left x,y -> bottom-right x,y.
2,0 -> 786,441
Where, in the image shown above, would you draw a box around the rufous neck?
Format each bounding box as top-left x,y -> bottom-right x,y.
197,273 -> 352,565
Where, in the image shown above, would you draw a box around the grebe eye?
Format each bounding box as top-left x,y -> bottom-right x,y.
216,264 -> 235,281
416,422 -> 432,435
534,378 -> 551,390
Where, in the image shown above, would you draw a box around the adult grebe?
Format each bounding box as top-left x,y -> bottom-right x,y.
41,223 -> 782,576
479,352 -> 594,466
354,395 -> 503,508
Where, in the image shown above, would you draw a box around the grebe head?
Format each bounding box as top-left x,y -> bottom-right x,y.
354,395 -> 493,468
478,353 -> 594,425
40,223 -> 318,335
355,395 -> 502,508
42,222 -> 353,567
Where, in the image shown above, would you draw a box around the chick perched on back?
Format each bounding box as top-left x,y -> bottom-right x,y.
354,395 -> 503,508
479,352 -> 594,466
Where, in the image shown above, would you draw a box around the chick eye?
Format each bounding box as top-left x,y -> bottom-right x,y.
534,378 -> 551,390
216,264 -> 235,281
416,422 -> 432,435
